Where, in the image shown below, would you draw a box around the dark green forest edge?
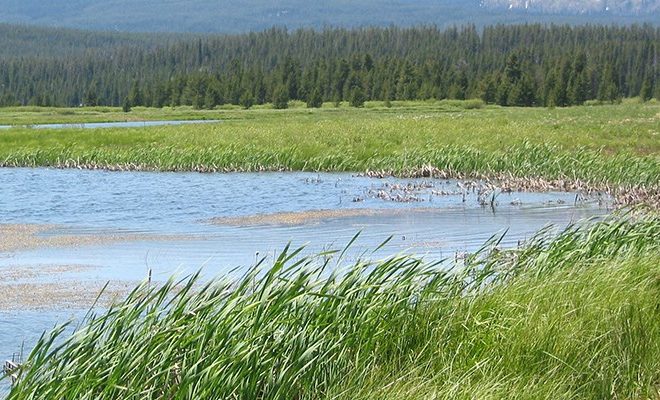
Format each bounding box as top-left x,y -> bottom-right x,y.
0,24 -> 658,108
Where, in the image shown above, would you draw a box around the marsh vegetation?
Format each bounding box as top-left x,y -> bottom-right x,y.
4,215 -> 659,399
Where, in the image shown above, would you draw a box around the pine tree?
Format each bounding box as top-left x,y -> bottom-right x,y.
509,72 -> 536,107
306,88 -> 323,108
598,66 -> 619,103
349,86 -> 366,108
83,84 -> 98,107
496,76 -> 510,106
571,69 -> 591,105
640,73 -> 653,102
480,75 -> 497,104
504,54 -> 522,83
122,96 -> 132,112
551,60 -> 571,107
0,24 -> 655,109
240,92 -> 254,109
129,80 -> 143,107
273,84 -> 289,109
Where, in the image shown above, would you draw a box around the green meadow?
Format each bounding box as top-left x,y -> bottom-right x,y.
0,100 -> 658,187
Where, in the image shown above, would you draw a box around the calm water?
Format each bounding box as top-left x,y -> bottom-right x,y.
0,168 -> 609,393
0,119 -> 220,130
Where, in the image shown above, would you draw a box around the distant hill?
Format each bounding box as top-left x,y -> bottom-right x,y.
482,0 -> 660,14
0,0 -> 657,33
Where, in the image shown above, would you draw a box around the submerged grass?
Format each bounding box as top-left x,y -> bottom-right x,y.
5,213 -> 659,399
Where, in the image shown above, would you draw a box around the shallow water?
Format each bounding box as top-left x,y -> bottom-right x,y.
0,168 -> 609,393
0,119 -> 220,130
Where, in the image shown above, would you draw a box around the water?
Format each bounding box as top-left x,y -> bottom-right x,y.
0,168 -> 609,393
0,119 -> 220,130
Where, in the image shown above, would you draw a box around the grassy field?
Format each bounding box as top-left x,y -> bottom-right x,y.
6,214 -> 659,399
0,100 -> 658,190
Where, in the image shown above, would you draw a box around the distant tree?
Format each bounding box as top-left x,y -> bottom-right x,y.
349,86 -> 366,107
333,59 -> 350,101
571,69 -> 591,105
0,24 -> 655,109
204,78 -> 223,109
509,72 -> 536,106
396,62 -> 418,100
333,93 -> 342,107
496,77 -> 510,106
569,53 -> 590,105
239,92 -> 254,109
504,54 -> 522,83
272,85 -> 289,109
598,66 -> 619,103
253,71 -> 267,105
83,85 -> 98,107
306,88 -> 323,108
129,80 -> 143,107
480,75 -> 497,104
122,97 -> 131,112
550,60 -> 571,107
640,73 -> 654,102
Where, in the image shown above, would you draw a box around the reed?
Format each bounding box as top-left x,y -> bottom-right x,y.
5,213 -> 659,399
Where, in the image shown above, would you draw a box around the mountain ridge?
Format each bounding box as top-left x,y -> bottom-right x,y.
0,0 -> 657,33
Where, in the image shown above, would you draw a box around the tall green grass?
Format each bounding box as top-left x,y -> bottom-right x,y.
5,214 -> 659,399
0,103 -> 658,189
1,141 -> 657,188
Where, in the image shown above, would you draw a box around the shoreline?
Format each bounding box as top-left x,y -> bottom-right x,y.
1,163 -> 657,208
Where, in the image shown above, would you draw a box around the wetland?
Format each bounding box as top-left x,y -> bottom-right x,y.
0,103 -> 658,399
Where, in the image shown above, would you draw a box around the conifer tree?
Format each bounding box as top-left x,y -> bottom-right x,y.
240,92 -> 254,109
349,86 -> 366,108
129,80 -> 144,107
306,88 -> 323,108
122,96 -> 131,112
640,73 -> 654,102
273,84 -> 289,109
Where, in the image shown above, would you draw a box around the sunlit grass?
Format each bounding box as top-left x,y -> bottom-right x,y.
0,102 -> 658,189
5,214 -> 659,399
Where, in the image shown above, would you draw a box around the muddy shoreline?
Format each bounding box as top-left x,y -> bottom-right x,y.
0,224 -> 195,253
209,208 -> 442,226
0,263 -> 137,311
0,280 -> 136,311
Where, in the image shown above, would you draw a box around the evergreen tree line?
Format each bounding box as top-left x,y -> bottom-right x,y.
0,24 -> 657,108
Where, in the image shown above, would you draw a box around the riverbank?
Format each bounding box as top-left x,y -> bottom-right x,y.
6,214 -> 659,399
1,101 -> 657,206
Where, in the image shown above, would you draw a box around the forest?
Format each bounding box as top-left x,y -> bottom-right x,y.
0,24 -> 657,109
